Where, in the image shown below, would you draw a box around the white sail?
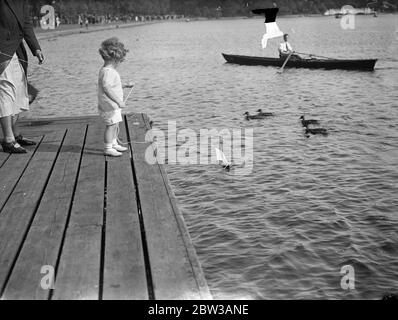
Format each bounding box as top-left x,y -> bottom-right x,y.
215,148 -> 231,167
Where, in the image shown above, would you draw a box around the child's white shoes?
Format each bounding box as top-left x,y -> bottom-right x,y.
113,143 -> 128,152
103,138 -> 128,157
104,143 -> 127,157
104,147 -> 123,157
112,139 -> 128,153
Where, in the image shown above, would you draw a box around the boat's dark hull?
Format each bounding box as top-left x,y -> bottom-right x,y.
222,53 -> 377,71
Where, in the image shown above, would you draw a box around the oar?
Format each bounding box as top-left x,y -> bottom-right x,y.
277,52 -> 293,74
295,51 -> 334,60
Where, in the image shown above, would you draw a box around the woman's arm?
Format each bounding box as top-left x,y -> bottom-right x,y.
23,1 -> 44,63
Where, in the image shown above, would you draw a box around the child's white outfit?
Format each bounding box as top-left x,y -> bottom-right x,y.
98,66 -> 128,156
98,66 -> 123,125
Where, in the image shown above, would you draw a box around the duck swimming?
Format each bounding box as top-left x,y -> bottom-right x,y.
305,128 -> 328,136
300,116 -> 320,127
257,109 -> 274,117
244,112 -> 268,120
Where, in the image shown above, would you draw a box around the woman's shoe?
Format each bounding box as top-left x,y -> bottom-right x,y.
1,142 -> 28,154
15,135 -> 37,146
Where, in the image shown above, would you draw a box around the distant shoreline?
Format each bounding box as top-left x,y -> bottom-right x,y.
177,12 -> 395,22
35,20 -> 164,40
35,12 -> 396,40
182,14 -> 323,21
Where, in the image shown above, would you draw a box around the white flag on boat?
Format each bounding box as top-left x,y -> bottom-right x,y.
252,7 -> 284,49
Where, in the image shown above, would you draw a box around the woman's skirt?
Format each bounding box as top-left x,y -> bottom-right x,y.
0,54 -> 29,118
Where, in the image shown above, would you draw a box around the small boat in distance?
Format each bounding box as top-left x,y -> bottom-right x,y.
222,54 -> 377,71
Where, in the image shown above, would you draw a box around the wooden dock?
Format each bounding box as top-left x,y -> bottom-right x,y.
0,113 -> 212,300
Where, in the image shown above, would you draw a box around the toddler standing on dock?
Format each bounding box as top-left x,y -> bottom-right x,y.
98,37 -> 133,157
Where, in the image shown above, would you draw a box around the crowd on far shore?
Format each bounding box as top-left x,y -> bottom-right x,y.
32,13 -> 185,29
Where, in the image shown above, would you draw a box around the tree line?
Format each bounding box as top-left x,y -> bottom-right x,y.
28,0 -> 397,19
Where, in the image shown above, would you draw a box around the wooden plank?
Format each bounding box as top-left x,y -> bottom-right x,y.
0,153 -> 9,169
52,120 -> 105,300
2,125 -> 87,300
16,127 -> 69,136
0,113 -> 211,300
0,138 -> 43,211
18,117 -> 97,135
0,130 -> 66,297
126,113 -> 206,300
19,115 -> 98,125
142,115 -> 212,300
18,116 -> 99,130
103,122 -> 148,300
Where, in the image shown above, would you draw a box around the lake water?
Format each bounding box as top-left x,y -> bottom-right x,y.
28,15 -> 398,299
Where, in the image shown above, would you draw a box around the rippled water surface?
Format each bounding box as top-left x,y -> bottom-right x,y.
28,16 -> 398,299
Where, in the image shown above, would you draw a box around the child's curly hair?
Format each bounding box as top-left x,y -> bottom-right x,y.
99,37 -> 129,62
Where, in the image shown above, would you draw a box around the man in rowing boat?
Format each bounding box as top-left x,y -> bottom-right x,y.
0,0 -> 44,154
279,34 -> 301,60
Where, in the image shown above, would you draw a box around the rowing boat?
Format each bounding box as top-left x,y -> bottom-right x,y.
222,53 -> 377,71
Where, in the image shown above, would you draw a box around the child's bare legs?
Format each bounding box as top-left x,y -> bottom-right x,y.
104,123 -> 117,145
112,123 -> 119,146
104,124 -> 122,157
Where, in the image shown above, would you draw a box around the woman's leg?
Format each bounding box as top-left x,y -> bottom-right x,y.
0,115 -> 27,153
0,115 -> 15,143
10,114 -> 36,146
11,114 -> 20,137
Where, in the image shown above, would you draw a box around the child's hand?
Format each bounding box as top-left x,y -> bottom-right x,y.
124,81 -> 135,89
118,101 -> 127,109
